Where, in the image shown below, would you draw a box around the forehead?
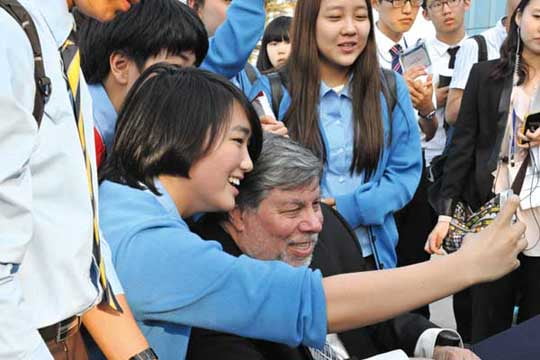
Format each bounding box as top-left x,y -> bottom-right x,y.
320,0 -> 368,10
263,181 -> 321,207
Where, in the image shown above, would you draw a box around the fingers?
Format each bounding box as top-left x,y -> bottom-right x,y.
260,115 -> 278,125
262,123 -> 288,136
493,195 -> 520,227
404,66 -> 427,81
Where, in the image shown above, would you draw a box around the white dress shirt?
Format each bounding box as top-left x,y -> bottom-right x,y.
422,35 -> 468,165
450,18 -> 507,90
375,21 -> 417,71
374,22 -> 428,143
0,0 -> 121,358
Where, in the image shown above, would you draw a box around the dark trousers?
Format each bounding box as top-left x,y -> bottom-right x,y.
471,254 -> 540,343
45,330 -> 89,360
395,155 -> 436,319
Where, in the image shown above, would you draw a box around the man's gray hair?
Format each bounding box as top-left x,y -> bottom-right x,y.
237,134 -> 323,210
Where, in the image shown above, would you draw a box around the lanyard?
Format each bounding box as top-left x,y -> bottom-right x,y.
510,109 -> 517,167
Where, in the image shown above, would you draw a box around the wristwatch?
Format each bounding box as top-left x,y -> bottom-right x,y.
418,109 -> 436,121
129,348 -> 158,360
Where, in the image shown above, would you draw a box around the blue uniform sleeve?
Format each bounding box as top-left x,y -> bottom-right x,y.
200,0 -> 266,79
114,221 -> 327,349
335,75 -> 423,228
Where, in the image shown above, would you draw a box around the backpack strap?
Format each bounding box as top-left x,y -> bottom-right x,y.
267,71 -> 284,118
0,0 -> 51,126
471,34 -> 488,63
244,63 -> 259,85
381,68 -> 397,113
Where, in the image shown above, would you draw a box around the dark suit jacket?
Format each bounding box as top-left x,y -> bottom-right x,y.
187,204 -> 437,360
437,60 -> 513,214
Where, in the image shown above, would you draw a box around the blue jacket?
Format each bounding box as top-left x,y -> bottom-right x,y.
98,181 -> 327,359
249,74 -> 422,268
200,0 -> 265,81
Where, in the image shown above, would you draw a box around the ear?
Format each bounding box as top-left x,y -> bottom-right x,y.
463,0 -> 471,11
109,51 -> 131,86
227,207 -> 246,233
371,0 -> 380,12
422,8 -> 430,21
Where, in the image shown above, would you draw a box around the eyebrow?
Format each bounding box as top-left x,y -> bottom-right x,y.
231,125 -> 251,136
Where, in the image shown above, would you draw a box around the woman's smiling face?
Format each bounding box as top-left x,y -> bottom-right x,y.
186,101 -> 254,214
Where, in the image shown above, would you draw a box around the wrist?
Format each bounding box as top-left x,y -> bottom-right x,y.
418,109 -> 436,119
129,348 -> 158,360
452,250 -> 480,287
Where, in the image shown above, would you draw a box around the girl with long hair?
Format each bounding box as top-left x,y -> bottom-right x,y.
250,0 -> 422,269
98,64 -> 525,358
427,0 -> 540,342
256,15 -> 292,72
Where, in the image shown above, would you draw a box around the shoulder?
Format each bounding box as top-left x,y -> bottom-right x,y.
0,7 -> 33,64
469,59 -> 502,82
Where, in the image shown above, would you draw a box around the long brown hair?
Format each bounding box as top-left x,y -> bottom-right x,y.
284,0 -> 385,179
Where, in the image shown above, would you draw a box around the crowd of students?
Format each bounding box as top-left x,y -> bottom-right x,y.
0,0 -> 537,359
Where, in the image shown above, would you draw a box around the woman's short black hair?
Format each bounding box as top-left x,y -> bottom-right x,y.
77,0 -> 208,84
100,64 -> 263,195
256,16 -> 292,72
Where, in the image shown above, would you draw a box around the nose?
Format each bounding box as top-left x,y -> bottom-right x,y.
402,0 -> 412,14
240,145 -> 254,173
341,16 -> 357,36
441,2 -> 451,14
299,208 -> 323,234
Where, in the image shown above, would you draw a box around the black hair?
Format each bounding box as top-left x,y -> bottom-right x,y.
100,64 -> 263,195
256,16 -> 292,72
77,0 -> 208,84
492,0 -> 529,84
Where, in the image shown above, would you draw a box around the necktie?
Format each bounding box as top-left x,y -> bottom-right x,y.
389,44 -> 403,74
61,33 -> 122,313
309,342 -> 345,360
447,46 -> 461,69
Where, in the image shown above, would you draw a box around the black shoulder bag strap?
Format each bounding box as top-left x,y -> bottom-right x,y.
488,76 -> 514,174
381,68 -> 397,113
0,0 -> 51,126
244,63 -> 258,85
471,34 -> 488,63
267,71 -> 284,118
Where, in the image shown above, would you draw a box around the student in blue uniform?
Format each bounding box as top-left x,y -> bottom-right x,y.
250,0 -> 422,269
98,63 -> 526,359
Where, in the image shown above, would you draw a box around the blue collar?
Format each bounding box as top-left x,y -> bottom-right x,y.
320,79 -> 353,99
88,83 -> 118,152
153,179 -> 183,220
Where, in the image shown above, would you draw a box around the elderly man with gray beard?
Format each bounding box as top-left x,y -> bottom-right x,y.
186,134 -> 477,360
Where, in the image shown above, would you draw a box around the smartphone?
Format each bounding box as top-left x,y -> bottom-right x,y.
438,75 -> 452,88
525,112 -> 540,133
519,112 -> 540,144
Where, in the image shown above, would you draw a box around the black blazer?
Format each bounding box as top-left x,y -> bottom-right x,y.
438,60 -> 513,214
186,204 -> 436,360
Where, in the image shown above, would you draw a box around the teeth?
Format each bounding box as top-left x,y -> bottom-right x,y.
228,177 -> 240,186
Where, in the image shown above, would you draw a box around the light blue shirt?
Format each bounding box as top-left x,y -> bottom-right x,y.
89,83 -> 117,155
318,82 -> 372,256
249,73 -> 423,268
0,1 -> 121,358
99,180 -> 327,359
200,0 -> 265,80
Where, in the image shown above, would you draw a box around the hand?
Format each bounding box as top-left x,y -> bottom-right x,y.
425,221 -> 450,255
435,86 -> 449,108
433,346 -> 480,360
458,195 -> 527,283
404,67 -> 435,115
517,127 -> 540,148
260,115 -> 289,137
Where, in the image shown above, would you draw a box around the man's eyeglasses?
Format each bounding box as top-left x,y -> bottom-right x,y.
427,0 -> 462,12
383,0 -> 424,8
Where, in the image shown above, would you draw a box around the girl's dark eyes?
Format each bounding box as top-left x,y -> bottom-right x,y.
233,138 -> 245,145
